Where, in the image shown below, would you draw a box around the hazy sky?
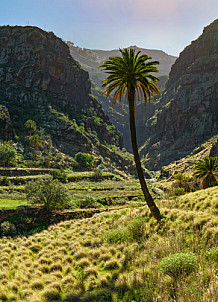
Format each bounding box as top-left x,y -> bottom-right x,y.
1,0 -> 217,56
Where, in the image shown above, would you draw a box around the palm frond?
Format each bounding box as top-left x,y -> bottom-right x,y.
98,48 -> 160,109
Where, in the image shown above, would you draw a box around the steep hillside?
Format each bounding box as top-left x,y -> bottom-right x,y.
67,43 -> 176,151
0,105 -> 14,141
0,26 -> 124,160
140,19 -> 218,170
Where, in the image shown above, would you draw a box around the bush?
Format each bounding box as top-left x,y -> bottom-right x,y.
158,253 -> 197,280
102,228 -> 129,243
25,176 -> 71,211
127,217 -> 147,242
75,152 -> 95,168
79,195 -> 98,208
0,141 -> 17,167
49,169 -> 68,183
0,176 -> 10,186
93,168 -> 103,180
0,221 -> 17,237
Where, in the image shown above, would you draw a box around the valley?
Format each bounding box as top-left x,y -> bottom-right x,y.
0,18 -> 217,302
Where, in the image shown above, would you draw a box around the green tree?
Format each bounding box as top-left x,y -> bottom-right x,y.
99,48 -> 163,220
28,134 -> 42,149
25,120 -> 37,135
0,141 -> 17,167
25,176 -> 71,211
194,157 -> 218,188
75,152 -> 95,168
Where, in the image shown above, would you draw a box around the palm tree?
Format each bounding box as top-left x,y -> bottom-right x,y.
194,157 -> 218,188
99,48 -> 164,221
25,120 -> 37,136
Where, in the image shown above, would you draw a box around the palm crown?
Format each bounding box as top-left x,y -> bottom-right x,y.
99,48 -> 160,107
194,157 -> 218,179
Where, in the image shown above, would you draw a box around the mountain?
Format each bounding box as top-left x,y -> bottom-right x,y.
139,19 -> 218,170
0,26 -> 136,170
67,43 -> 177,151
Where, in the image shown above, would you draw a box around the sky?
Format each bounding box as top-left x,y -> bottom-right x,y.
0,0 -> 217,56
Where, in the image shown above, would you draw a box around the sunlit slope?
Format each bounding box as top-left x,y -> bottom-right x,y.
0,186 -> 217,301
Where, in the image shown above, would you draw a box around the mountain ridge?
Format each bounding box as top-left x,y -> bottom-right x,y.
140,19 -> 218,170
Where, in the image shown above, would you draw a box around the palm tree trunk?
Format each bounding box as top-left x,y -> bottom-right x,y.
128,87 -> 163,221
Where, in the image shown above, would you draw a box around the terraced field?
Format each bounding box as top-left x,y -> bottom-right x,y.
0,169 -> 144,211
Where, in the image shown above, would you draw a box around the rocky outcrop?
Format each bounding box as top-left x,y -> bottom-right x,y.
0,105 -> 14,141
140,19 -> 218,170
0,26 -> 123,156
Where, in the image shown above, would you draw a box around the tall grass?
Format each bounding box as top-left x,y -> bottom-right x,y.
0,186 -> 217,301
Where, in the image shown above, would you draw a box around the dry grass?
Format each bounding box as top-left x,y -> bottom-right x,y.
0,186 -> 217,301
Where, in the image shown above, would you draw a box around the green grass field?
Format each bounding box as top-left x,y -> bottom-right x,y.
0,198 -> 29,209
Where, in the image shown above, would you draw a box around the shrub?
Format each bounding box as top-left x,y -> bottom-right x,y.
0,141 -> 17,167
49,169 -> 68,183
158,253 -> 197,280
75,152 -> 95,168
0,221 -> 17,237
0,176 -> 10,186
102,228 -> 129,243
79,195 -> 98,208
93,168 -> 103,180
25,176 -> 71,211
127,217 -> 146,242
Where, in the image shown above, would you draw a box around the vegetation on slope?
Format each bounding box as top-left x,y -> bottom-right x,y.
0,185 -> 217,301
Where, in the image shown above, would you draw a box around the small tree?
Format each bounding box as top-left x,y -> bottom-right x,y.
25,120 -> 37,135
0,141 -> 17,167
194,157 -> 218,188
25,176 -> 71,211
75,152 -> 95,168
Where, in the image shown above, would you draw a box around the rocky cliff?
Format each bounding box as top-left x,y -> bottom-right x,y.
0,26 -> 123,157
67,43 -> 176,151
140,19 -> 218,170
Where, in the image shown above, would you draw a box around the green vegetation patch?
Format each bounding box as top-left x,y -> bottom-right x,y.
0,198 -> 28,209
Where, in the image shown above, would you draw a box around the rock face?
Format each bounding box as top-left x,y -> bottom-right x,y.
140,19 -> 218,170
0,26 -> 123,156
0,105 -> 14,141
